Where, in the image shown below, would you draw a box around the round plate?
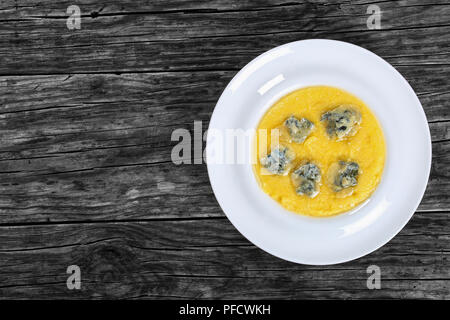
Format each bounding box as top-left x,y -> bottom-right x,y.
206,39 -> 431,265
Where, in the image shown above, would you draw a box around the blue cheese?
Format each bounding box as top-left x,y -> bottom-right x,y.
291,163 -> 321,198
284,115 -> 314,143
260,146 -> 294,175
321,105 -> 361,140
329,161 -> 360,192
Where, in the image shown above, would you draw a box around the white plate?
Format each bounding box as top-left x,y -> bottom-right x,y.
206,39 -> 431,265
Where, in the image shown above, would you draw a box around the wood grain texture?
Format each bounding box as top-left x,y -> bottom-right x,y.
1,214 -> 450,299
1,0 -> 450,74
0,0 -> 449,299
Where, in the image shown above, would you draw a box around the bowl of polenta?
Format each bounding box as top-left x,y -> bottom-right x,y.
254,85 -> 386,217
207,40 -> 431,265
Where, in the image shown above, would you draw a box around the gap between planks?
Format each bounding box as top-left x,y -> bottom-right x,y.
0,215 -> 228,228
0,209 -> 447,229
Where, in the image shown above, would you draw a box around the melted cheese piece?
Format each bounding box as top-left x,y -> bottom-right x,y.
253,86 -> 386,217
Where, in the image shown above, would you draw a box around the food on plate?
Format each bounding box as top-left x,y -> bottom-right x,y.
260,146 -> 295,175
327,160 -> 360,192
291,162 -> 321,198
253,86 -> 386,217
284,115 -> 314,143
321,105 -> 361,140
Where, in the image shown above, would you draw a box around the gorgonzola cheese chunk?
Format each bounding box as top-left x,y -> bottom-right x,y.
284,115 -> 314,143
291,163 -> 321,198
329,161 -> 360,192
321,106 -> 361,140
260,146 -> 294,175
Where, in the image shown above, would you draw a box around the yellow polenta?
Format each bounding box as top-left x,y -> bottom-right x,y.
253,86 -> 386,217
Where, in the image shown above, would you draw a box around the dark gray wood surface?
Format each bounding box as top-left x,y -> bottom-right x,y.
0,0 -> 449,299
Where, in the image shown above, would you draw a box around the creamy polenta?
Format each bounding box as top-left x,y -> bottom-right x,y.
253,86 -> 386,217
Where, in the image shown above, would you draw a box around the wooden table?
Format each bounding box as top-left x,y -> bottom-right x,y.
0,0 -> 449,299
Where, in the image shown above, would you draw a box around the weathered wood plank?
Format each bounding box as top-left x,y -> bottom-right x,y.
0,69 -> 448,127
0,1 -> 449,74
0,212 -> 449,299
2,0 -> 448,20
0,164 -> 224,223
